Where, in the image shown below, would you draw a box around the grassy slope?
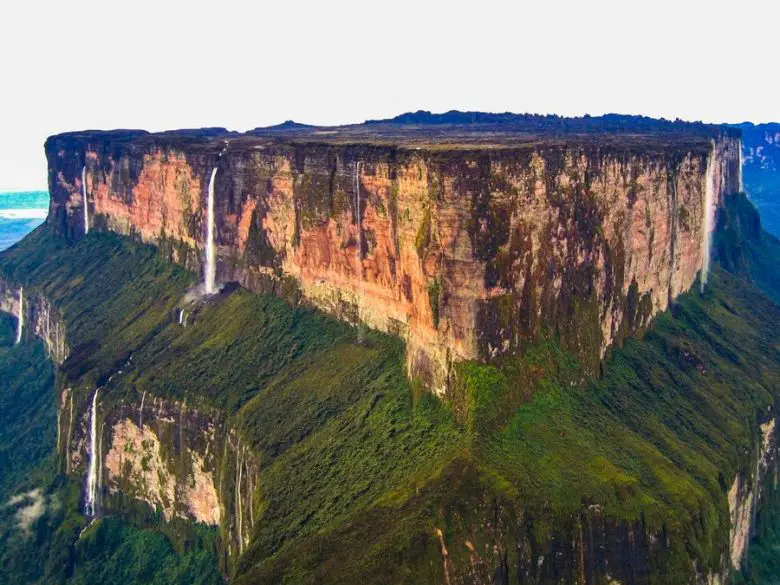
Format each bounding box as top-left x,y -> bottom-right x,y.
234,268 -> 778,585
0,313 -> 56,496
0,198 -> 777,584
0,227 -> 464,582
0,234 -> 222,585
0,315 -> 222,585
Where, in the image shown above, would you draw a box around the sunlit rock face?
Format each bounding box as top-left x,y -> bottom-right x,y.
727,418 -> 776,571
0,278 -> 68,363
58,389 -> 259,563
45,128 -> 740,392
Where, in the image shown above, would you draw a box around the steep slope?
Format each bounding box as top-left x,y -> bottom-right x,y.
233,267 -> 779,585
0,225 -> 463,577
45,122 -> 740,392
0,203 -> 777,584
0,115 -> 777,585
0,313 -> 222,585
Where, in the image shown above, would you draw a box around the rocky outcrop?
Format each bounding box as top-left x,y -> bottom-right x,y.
0,278 -> 68,363
727,417 -> 776,571
421,418 -> 777,585
45,128 -> 741,392
58,387 -> 259,571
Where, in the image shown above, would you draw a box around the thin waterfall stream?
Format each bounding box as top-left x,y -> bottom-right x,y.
700,143 -> 716,293
204,167 -> 218,294
82,166 -> 89,235
14,287 -> 24,345
84,388 -> 100,516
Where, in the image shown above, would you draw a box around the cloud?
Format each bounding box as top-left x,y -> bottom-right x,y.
5,489 -> 46,536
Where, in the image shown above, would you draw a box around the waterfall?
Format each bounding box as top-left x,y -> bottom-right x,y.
354,162 -> 366,344
354,161 -> 362,263
738,141 -> 744,194
97,422 -> 104,500
139,391 -> 146,429
204,167 -> 218,294
66,393 -> 74,474
56,404 -> 62,452
14,287 -> 23,345
178,309 -> 185,326
84,388 -> 100,516
235,441 -> 244,552
82,166 -> 89,235
700,145 -> 716,293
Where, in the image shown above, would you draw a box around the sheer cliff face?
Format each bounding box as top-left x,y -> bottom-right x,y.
728,418 -> 776,572
45,133 -> 741,392
58,387 -> 257,570
0,280 -> 68,363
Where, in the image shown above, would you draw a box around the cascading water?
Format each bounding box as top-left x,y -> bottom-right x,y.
84,388 -> 100,516
204,167 -> 218,294
354,162 -> 366,344
738,141 -> 744,194
700,144 -> 716,294
14,287 -> 24,345
139,391 -> 146,429
354,161 -> 362,264
82,166 -> 89,235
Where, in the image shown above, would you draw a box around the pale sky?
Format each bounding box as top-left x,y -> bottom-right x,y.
1,0 -> 778,191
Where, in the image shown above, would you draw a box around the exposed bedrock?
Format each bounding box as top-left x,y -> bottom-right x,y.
45,132 -> 741,392
51,379 -> 776,585
0,248 -> 772,582
0,278 -> 68,363
57,386 -> 257,574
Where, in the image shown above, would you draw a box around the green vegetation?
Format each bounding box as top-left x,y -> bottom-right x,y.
0,225 -> 465,582
715,191 -> 780,304
0,187 -> 778,584
67,518 -> 221,585
0,234 -> 222,585
734,474 -> 780,585
0,312 -> 55,495
235,265 -> 777,584
427,279 -> 441,328
414,208 -> 431,257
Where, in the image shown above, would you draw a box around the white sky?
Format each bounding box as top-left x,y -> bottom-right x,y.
1,0 -> 778,191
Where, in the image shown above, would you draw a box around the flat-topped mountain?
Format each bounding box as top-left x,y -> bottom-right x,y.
45,113 -> 740,392
53,111 -> 740,146
1,112 -> 778,585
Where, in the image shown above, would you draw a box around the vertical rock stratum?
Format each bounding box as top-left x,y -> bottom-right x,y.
45,119 -> 740,392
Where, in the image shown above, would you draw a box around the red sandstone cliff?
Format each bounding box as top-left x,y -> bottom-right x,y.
44,123 -> 741,392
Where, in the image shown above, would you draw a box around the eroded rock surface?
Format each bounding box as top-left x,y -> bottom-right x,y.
46,128 -> 741,391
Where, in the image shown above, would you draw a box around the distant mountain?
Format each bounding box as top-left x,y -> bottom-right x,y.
733,122 -> 780,237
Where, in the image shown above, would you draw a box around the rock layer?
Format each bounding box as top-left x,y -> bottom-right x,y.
45,129 -> 741,392
728,417 -> 776,571
0,279 -> 68,363
58,387 -> 258,570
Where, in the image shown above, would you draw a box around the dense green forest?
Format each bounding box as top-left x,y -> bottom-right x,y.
0,312 -> 221,584
0,190 -> 778,584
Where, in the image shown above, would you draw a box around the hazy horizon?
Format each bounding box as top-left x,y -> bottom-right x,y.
3,0 -> 779,191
